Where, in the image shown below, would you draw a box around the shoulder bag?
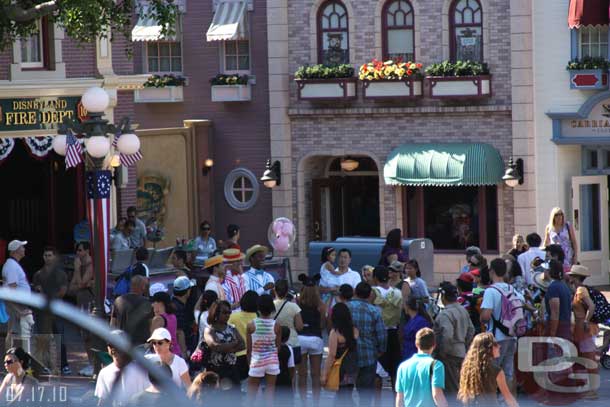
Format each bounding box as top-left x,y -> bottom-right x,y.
324,349 -> 349,392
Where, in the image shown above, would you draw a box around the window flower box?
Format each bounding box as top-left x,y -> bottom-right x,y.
362,79 -> 423,99
134,86 -> 184,103
566,58 -> 610,90
295,78 -> 357,100
426,75 -> 491,98
211,84 -> 252,102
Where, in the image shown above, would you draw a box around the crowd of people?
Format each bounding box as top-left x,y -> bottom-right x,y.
0,205 -> 608,406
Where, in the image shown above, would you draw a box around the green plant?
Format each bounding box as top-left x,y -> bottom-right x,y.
209,74 -> 249,85
566,57 -> 610,70
424,60 -> 490,77
143,74 -> 186,88
294,64 -> 354,80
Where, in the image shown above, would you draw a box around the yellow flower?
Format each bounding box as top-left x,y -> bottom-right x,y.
396,68 -> 405,77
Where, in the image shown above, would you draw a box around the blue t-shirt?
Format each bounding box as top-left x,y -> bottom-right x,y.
545,280 -> 572,323
395,353 -> 445,407
480,282 -> 525,341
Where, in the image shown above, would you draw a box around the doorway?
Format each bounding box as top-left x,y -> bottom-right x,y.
312,156 -> 380,241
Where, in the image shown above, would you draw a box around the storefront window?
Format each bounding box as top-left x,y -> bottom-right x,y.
579,26 -> 608,59
405,186 -> 498,251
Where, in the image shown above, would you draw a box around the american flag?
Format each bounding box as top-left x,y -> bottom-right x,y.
112,132 -> 142,167
86,170 -> 112,307
65,132 -> 83,168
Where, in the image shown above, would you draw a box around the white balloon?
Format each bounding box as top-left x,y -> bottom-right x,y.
52,135 -> 67,156
86,136 -> 110,158
116,133 -> 140,155
81,87 -> 110,113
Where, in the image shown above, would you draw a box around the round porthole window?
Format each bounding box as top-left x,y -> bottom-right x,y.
224,168 -> 260,211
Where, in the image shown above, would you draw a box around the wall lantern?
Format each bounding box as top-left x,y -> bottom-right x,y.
340,156 -> 359,172
261,159 -> 281,188
502,157 -> 524,188
202,158 -> 214,175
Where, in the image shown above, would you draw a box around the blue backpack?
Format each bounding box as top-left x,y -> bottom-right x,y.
113,266 -> 134,297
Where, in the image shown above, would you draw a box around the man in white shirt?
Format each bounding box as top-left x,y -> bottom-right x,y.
517,233 -> 545,285
244,245 -> 275,295
2,240 -> 34,349
95,330 -> 150,406
127,206 -> 147,248
320,248 -> 362,308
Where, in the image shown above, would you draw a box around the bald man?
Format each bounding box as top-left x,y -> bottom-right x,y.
110,275 -> 153,346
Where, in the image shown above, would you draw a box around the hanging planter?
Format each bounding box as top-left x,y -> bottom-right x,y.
425,61 -> 492,99
210,74 -> 252,102
566,58 -> 609,90
359,59 -> 423,100
294,64 -> 357,101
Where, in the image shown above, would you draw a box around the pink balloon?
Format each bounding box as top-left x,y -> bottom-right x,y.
281,222 -> 294,237
274,235 -> 290,252
272,220 -> 283,235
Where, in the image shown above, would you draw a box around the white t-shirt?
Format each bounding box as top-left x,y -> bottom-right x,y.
193,310 -> 209,344
145,353 -> 189,387
94,362 -> 150,405
320,267 -> 362,289
2,258 -> 31,292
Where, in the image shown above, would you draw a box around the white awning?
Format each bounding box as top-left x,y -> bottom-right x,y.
206,1 -> 248,42
131,15 -> 180,42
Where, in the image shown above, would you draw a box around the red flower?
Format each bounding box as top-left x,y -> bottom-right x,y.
407,69 -> 413,76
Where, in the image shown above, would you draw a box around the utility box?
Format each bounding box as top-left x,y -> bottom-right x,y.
308,237 -> 434,284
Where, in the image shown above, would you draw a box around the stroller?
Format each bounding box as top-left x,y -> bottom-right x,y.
596,320 -> 610,369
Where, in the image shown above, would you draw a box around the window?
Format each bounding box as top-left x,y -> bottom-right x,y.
318,1 -> 349,65
382,0 -> 415,61
224,168 -> 260,211
582,146 -> 610,174
450,0 -> 483,62
146,42 -> 182,73
405,186 -> 498,251
223,40 -> 250,73
579,26 -> 608,59
20,19 -> 46,68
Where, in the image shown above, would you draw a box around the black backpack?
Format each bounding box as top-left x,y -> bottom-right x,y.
587,286 -> 610,323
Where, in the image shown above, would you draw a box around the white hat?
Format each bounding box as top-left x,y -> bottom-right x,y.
147,327 -> 172,343
7,240 -> 27,252
149,283 -> 168,297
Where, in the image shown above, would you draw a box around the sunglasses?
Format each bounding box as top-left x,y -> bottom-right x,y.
202,227 -> 211,231
4,360 -> 15,365
151,340 -> 168,346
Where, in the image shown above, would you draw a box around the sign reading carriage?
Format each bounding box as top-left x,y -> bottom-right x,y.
0,96 -> 87,132
548,92 -> 610,144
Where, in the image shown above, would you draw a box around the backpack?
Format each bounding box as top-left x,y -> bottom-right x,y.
464,293 -> 484,334
112,265 -> 134,297
490,285 -> 527,337
586,286 -> 610,324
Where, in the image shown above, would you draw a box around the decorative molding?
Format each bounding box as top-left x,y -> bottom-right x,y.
288,103 -> 511,117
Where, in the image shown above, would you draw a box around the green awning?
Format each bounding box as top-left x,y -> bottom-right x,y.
384,143 -> 505,186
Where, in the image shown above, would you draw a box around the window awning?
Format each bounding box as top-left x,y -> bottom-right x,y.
206,1 -> 248,42
384,143 -> 505,186
568,0 -> 609,29
131,15 -> 180,42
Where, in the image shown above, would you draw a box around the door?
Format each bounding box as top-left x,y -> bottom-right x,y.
572,175 -> 609,286
312,178 -> 342,241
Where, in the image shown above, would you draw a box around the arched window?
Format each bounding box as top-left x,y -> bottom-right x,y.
382,0 -> 415,61
318,1 -> 349,65
450,0 -> 483,62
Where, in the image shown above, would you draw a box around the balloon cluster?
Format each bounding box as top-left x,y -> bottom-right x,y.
268,217 -> 296,254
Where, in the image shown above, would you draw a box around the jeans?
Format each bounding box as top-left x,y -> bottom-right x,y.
52,319 -> 68,368
356,364 -> 376,406
496,338 -> 517,381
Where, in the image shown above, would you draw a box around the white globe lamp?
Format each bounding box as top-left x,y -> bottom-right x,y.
116,133 -> 140,155
52,135 -> 67,156
81,87 -> 110,113
86,136 -> 111,158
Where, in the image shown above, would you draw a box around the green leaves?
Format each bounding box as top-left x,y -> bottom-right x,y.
566,57 -> 610,70
424,60 -> 490,77
209,74 -> 249,86
294,64 -> 355,79
143,73 -> 186,88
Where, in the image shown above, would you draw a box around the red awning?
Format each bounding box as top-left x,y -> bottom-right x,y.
569,0 -> 610,28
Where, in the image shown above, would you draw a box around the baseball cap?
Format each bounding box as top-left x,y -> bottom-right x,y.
149,283 -> 168,297
147,328 -> 172,343
457,272 -> 474,283
7,240 -> 27,252
470,268 -> 481,277
388,261 -> 405,272
173,276 -> 195,292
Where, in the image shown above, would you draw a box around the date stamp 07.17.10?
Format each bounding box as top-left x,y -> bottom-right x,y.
6,385 -> 68,404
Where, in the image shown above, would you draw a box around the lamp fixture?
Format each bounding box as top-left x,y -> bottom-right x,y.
502,157 -> 524,188
340,156 -> 359,172
202,158 -> 214,175
110,153 -> 121,168
261,159 -> 281,188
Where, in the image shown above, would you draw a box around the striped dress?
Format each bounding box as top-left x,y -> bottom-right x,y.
250,318 -> 278,369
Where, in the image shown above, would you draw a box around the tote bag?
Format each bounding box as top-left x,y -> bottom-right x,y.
324,349 -> 348,392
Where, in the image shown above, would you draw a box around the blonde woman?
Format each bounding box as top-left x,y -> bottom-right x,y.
543,207 -> 578,267
457,333 -> 518,407
508,234 -> 527,259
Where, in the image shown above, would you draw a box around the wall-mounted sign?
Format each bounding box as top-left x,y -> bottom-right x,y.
548,93 -> 610,144
0,96 -> 87,132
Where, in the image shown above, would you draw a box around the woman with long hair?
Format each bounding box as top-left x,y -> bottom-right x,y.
322,303 -> 359,406
188,371 -> 220,402
150,291 -> 182,356
400,296 -> 433,360
543,207 -> 578,267
273,279 -> 304,365
457,332 -> 519,407
297,274 -> 326,404
379,228 -> 407,266
405,259 -> 429,303
194,290 -> 218,346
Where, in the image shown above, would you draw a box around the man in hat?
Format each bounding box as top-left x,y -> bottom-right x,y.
222,248 -> 247,308
2,240 -> 34,349
244,245 -> 275,295
203,255 -> 226,300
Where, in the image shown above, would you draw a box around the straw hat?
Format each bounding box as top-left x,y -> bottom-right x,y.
568,264 -> 591,277
246,244 -> 269,260
533,271 -> 551,290
204,255 -> 224,269
222,248 -> 245,262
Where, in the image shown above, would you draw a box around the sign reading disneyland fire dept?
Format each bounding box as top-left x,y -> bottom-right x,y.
548,92 -> 610,144
0,96 -> 88,132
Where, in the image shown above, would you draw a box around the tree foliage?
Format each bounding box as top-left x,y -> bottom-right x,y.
0,0 -> 178,52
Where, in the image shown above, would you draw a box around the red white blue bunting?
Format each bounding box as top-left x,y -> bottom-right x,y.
0,138 -> 15,164
24,136 -> 54,159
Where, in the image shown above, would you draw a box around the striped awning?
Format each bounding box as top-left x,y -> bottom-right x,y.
131,14 -> 180,42
206,1 -> 248,42
384,143 -> 505,186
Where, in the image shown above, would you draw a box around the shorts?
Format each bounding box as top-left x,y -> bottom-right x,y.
298,335 -> 324,356
249,363 -> 280,378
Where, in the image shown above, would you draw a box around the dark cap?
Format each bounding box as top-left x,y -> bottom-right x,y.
373,266 -> 389,283
439,281 -> 459,301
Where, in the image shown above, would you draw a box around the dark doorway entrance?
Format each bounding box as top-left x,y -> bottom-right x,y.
0,141 -> 83,275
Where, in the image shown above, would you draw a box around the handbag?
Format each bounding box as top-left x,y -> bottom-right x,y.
324,349 -> 348,392
190,312 -> 206,367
